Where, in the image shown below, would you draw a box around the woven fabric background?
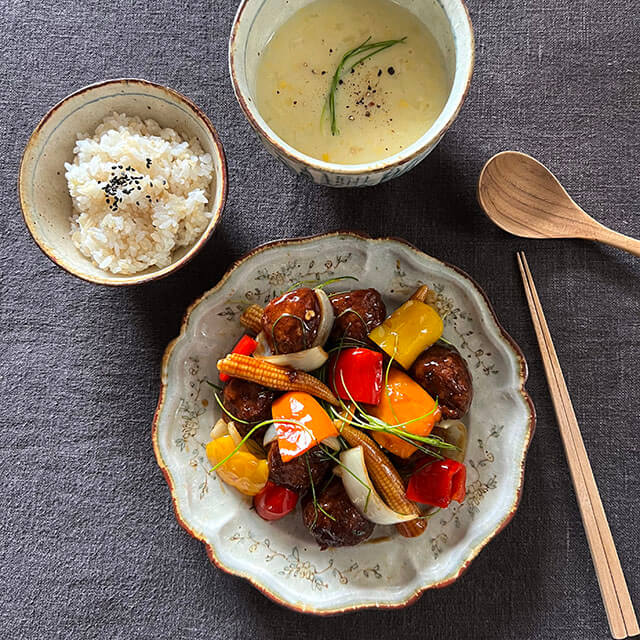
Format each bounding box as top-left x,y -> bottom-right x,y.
1,1 -> 639,638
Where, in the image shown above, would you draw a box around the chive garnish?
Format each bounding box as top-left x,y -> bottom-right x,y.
323,36 -> 407,135
306,453 -> 335,526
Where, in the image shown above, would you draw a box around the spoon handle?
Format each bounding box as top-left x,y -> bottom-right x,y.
591,227 -> 640,258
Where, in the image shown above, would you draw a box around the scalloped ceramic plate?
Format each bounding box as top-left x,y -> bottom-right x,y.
153,233 -> 535,614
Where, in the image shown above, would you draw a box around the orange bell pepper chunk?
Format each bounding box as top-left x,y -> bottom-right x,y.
272,392 -> 338,462
368,368 -> 441,458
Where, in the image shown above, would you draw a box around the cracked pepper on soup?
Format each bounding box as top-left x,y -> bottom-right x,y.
255,0 -> 451,165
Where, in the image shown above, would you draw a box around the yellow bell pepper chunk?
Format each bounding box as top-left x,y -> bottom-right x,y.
368,300 -> 443,369
369,368 -> 441,458
206,435 -> 268,496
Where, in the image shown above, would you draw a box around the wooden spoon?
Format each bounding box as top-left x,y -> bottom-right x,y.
477,151 -> 640,258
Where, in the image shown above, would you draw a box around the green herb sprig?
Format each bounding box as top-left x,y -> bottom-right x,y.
306,453 -> 335,527
326,334 -> 456,458
323,36 -> 407,136
333,369 -> 454,458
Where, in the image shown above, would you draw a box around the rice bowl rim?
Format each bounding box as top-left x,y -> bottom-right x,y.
19,78 -> 228,286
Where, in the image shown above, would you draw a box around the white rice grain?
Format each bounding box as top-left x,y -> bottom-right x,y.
64,112 -> 215,275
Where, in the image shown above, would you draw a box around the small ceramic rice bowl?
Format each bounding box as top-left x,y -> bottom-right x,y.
19,79 -> 227,286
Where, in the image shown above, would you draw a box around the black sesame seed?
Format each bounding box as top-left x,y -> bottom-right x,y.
377,69 -> 382,77
388,67 -> 395,75
339,79 -> 343,85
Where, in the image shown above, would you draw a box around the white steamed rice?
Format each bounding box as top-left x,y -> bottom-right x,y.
64,112 -> 215,275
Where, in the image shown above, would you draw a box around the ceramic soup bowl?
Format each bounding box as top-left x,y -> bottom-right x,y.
19,78 -> 227,286
153,233 -> 535,613
229,0 -> 474,187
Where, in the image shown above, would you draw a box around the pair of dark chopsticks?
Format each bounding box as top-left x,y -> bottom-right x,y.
517,251 -> 639,639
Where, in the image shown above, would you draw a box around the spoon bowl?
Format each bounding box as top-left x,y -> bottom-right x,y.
477,151 -> 640,257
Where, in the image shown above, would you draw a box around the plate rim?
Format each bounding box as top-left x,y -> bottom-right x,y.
152,231 -> 536,614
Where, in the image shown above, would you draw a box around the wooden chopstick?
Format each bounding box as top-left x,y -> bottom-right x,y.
517,251 -> 639,639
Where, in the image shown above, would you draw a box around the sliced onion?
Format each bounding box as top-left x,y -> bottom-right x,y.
254,345 -> 329,372
311,289 -> 334,348
263,424 -> 278,447
210,418 -> 228,440
227,422 -> 244,447
226,421 -> 265,458
254,331 -> 271,358
321,436 -> 341,451
334,447 -> 416,525
432,420 -> 468,463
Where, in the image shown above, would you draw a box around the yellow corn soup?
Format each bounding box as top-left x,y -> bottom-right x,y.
255,0 -> 451,165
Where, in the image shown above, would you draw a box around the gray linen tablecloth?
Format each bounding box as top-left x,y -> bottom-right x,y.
1,1 -> 639,638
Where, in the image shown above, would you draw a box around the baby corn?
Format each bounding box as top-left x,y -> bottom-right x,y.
239,304 -> 264,334
410,284 -> 437,306
217,353 -> 339,406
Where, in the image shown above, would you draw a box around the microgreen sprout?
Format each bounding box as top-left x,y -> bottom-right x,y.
208,416 -> 316,473
333,370 -> 457,459
270,312 -> 311,353
306,453 -> 335,526
214,392 -> 251,425
323,36 -> 407,135
205,380 -> 224,392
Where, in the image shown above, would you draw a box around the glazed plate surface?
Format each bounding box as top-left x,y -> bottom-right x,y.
153,233 -> 535,613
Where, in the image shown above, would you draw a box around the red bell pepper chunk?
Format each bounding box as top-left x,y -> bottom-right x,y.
253,481 -> 298,521
406,458 -> 467,509
328,347 -> 384,405
219,334 -> 258,382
